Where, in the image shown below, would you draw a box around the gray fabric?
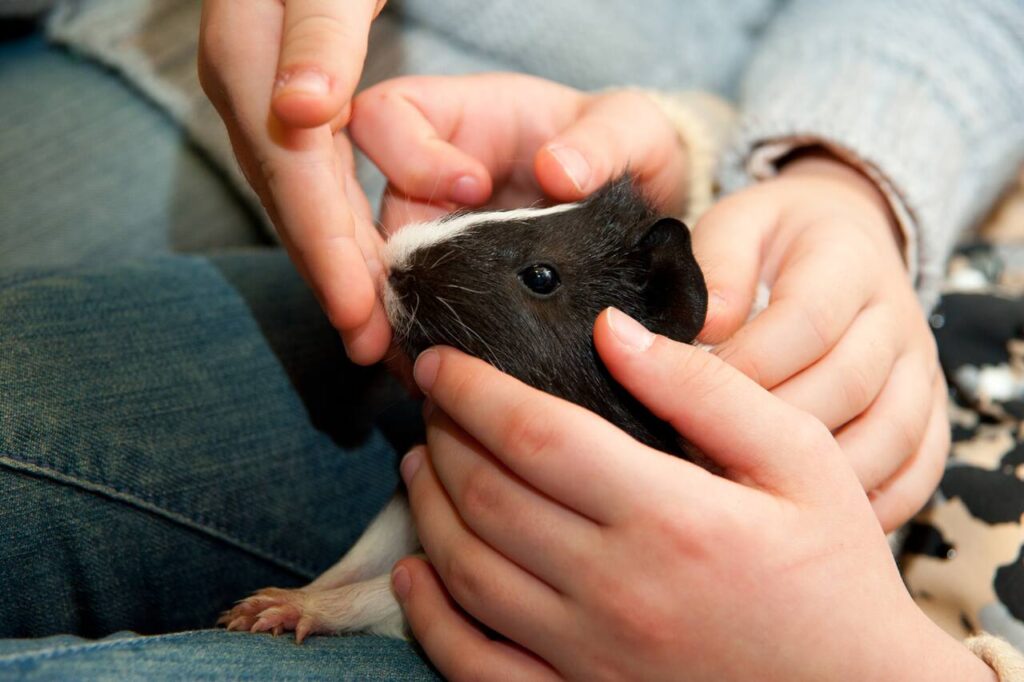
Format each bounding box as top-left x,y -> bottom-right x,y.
0,35 -> 267,267
18,0 -> 1024,309
0,0 -> 54,16
719,0 -> 1024,311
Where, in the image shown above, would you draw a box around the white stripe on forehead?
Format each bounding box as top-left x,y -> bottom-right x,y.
384,202 -> 581,270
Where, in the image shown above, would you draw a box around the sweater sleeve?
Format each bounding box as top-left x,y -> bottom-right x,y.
719,0 -> 1024,311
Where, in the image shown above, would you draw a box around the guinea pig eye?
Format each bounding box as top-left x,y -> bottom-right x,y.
518,264 -> 561,296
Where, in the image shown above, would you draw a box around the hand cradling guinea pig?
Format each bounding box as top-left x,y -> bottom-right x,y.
384,174 -> 708,458
219,175 -> 711,642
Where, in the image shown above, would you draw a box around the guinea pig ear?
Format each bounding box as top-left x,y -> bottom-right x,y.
632,218 -> 708,343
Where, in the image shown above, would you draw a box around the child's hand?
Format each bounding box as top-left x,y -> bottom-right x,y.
694,153 -> 948,531
392,313 -> 990,682
198,0 -> 391,364
349,74 -> 690,230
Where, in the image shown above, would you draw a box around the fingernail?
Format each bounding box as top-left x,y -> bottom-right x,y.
414,349 -> 439,391
274,69 -> 330,98
450,176 -> 484,205
547,145 -> 591,193
392,565 -> 411,601
607,307 -> 654,351
401,447 -> 423,484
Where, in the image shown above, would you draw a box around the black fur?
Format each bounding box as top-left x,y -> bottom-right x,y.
386,176 -> 708,457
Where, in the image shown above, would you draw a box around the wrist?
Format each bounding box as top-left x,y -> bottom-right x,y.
777,147 -> 904,258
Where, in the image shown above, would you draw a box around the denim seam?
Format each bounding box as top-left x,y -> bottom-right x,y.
0,453 -> 318,580
0,630 -> 211,665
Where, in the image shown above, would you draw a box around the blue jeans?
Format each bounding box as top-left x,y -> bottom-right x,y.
0,31 -> 437,681
0,253 -> 437,680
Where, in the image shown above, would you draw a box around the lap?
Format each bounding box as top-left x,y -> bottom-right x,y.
0,630 -> 439,681
0,252 -> 420,638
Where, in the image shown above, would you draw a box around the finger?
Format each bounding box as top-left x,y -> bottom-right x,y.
689,195 -> 776,344
835,352 -> 936,491
341,294 -> 393,365
199,1 -> 380,337
273,0 -> 381,128
394,557 -> 560,682
868,375 -> 950,532
351,79 -> 494,206
403,447 -> 569,654
426,409 -> 601,591
534,90 -> 688,214
263,128 -> 380,332
378,186 -> 456,236
594,308 -> 840,495
713,232 -> 873,389
412,348 -> 701,523
771,303 -> 901,431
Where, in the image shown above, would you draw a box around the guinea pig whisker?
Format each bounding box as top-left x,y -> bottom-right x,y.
434,294 -> 500,362
429,249 -> 458,271
443,283 -> 487,295
408,292 -> 433,344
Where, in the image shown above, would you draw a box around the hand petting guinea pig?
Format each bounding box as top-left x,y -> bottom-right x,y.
350,73 -> 947,533
219,175 -> 711,639
218,73 -> 955,678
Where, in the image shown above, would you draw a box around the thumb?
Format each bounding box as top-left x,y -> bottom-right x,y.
272,0 -> 384,128
534,90 -> 687,214
594,307 -> 836,495
690,194 -> 775,344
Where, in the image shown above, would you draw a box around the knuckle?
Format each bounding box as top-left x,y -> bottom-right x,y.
792,413 -> 835,453
838,362 -> 874,414
443,551 -> 483,608
500,400 -> 555,463
459,467 -> 503,520
596,579 -> 673,652
797,300 -> 836,358
713,340 -> 767,389
446,368 -> 485,416
283,13 -> 357,64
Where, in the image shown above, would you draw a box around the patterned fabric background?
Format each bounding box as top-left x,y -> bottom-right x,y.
902,172 -> 1024,647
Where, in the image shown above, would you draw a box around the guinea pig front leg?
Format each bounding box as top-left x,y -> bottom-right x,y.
219,493 -> 419,641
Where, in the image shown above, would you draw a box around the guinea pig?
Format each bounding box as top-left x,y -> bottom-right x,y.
384,174 -> 708,457
219,176 -> 710,642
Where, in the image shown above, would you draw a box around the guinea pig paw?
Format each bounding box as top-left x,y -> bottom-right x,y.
218,587 -> 318,641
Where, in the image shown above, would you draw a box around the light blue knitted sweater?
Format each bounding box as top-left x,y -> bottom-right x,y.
14,0 -> 1024,307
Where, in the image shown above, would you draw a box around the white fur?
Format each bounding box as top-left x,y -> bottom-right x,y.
383,202 -> 580,335
384,203 -> 580,271
221,495 -> 420,640
309,494 -> 420,591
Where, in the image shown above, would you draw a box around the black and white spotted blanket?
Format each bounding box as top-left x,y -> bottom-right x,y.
902,239 -> 1024,647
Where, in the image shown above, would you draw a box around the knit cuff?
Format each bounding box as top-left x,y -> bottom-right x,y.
720,44 -> 970,312
639,90 -> 736,225
964,634 -> 1024,681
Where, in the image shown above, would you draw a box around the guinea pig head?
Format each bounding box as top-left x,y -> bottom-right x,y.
382,176 -> 708,453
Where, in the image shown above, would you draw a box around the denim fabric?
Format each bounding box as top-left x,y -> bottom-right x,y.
0,33 -> 268,268
0,253 -> 433,679
0,631 -> 437,681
